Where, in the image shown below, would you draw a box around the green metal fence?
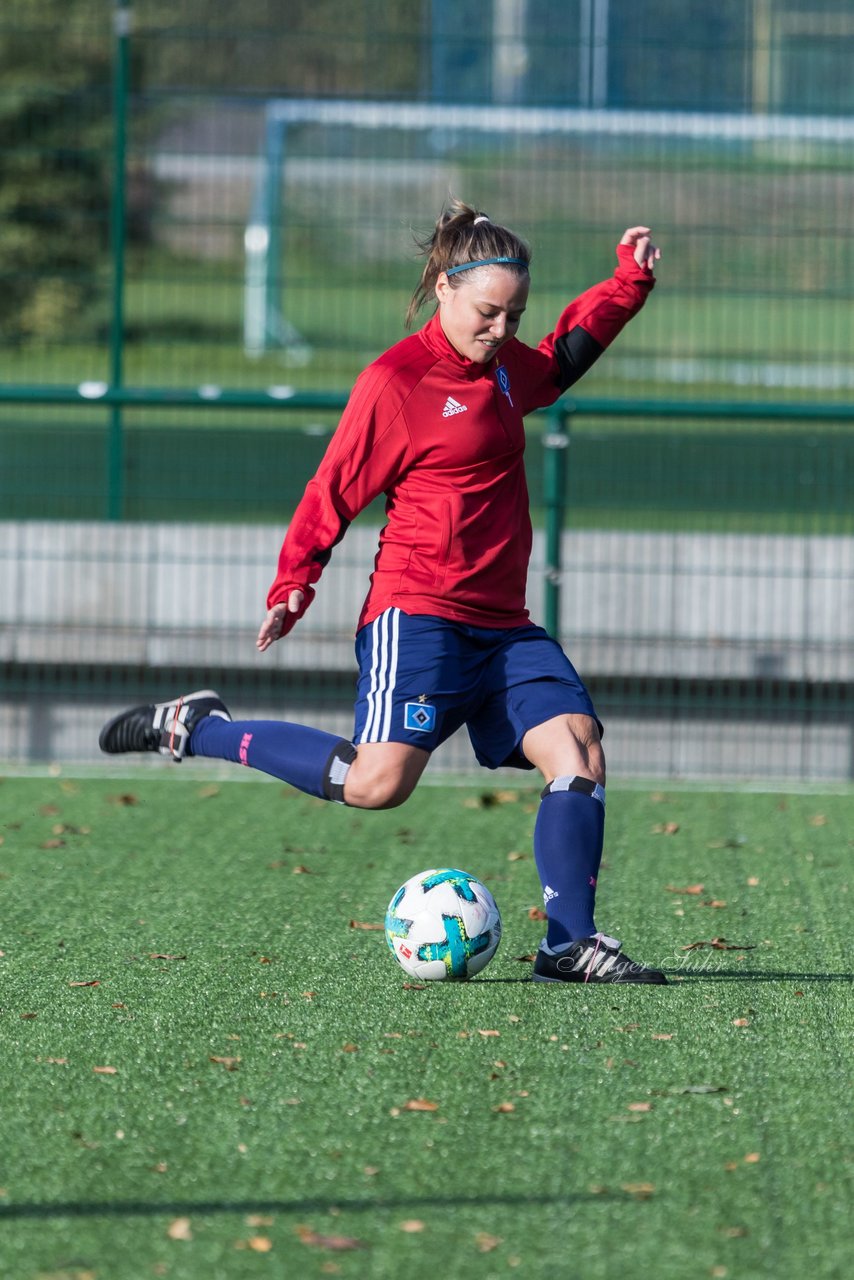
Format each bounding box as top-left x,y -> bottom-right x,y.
1,1 -> 853,778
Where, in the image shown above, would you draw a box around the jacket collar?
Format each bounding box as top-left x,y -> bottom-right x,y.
417,309 -> 496,381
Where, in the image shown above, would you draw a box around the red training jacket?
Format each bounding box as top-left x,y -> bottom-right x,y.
268,244 -> 654,633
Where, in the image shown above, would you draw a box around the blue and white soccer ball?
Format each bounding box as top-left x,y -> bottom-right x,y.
384,867 -> 502,981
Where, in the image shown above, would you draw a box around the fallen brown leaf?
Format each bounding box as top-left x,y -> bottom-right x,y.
295,1224 -> 367,1251
93,1065 -> 117,1074
651,822 -> 680,835
622,1182 -> 655,1199
681,938 -> 756,951
702,899 -> 728,909
398,1220 -> 425,1233
527,907 -> 547,921
744,1152 -> 761,1163
403,1098 -> 439,1112
475,1233 -> 502,1252
210,1055 -> 241,1071
349,920 -> 383,931
628,1102 -> 653,1112
493,1102 -> 515,1113
665,884 -> 704,895
149,953 -> 186,961
70,980 -> 100,987
168,1217 -> 193,1241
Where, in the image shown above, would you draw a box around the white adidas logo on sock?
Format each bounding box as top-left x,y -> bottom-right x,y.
442,396 -> 468,417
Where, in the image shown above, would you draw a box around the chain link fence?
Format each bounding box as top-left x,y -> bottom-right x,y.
1,1 -> 853,779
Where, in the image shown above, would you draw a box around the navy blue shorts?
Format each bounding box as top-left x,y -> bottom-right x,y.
352,608 -> 600,771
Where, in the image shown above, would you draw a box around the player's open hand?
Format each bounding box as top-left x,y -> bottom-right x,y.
256,589 -> 305,651
619,226 -> 661,272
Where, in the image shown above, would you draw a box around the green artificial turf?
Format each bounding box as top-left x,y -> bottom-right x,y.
0,775 -> 851,1280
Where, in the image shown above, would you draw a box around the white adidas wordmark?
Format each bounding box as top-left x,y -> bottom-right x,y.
442,396 -> 468,417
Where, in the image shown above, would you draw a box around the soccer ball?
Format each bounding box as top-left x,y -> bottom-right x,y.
384,867 -> 502,981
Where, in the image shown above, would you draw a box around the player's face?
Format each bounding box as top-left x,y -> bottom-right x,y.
435,268 -> 529,365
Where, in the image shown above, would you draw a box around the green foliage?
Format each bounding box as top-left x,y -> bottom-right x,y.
137,0 -> 426,98
0,1 -> 112,342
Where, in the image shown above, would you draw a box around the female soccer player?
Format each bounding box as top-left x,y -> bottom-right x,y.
101,200 -> 666,985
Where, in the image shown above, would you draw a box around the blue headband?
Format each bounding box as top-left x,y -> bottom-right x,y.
445,256 -> 529,277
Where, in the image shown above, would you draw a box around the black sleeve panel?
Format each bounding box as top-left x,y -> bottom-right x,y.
553,326 -> 606,392
314,516 -> 351,569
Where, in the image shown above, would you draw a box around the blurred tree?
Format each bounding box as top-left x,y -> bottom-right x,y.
137,0 -> 428,99
0,0 -> 113,342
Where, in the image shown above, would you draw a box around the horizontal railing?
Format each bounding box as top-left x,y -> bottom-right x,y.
2,385 -> 852,638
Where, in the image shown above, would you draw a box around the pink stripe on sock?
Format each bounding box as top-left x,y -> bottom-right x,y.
239,732 -> 253,766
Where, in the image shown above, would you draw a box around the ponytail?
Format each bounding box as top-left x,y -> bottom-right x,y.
405,198 -> 530,328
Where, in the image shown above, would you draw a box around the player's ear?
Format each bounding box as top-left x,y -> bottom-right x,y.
434,272 -> 452,305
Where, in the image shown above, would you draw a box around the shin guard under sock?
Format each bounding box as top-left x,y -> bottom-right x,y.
533,775 -> 606,949
189,716 -> 355,802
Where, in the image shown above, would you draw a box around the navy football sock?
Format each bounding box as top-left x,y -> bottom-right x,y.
533,776 -> 606,949
189,716 -> 355,802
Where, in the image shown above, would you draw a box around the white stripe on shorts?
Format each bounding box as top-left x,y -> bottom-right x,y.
361,607 -> 400,743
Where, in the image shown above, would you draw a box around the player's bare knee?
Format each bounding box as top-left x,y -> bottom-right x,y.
585,740 -> 606,787
342,767 -> 415,810
571,717 -> 605,785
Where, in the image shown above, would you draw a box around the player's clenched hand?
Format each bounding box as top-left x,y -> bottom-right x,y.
619,225 -> 661,272
256,589 -> 305,651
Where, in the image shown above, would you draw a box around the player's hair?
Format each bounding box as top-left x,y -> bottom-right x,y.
405,197 -> 531,328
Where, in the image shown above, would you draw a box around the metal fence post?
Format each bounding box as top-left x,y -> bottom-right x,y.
542,401 -> 571,640
108,0 -> 131,520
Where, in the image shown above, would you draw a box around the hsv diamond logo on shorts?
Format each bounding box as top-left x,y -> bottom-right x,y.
442,396 -> 467,417
404,702 -> 437,733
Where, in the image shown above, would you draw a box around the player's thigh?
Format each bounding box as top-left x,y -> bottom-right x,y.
344,740 -> 431,810
353,609 -> 468,750
521,712 -> 605,786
